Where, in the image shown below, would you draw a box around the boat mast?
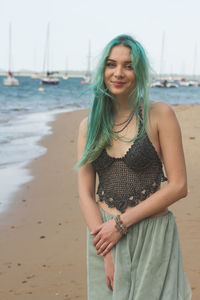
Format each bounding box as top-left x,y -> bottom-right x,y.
8,23 -> 12,74
85,40 -> 91,77
43,23 -> 50,75
192,43 -> 197,80
65,56 -> 68,75
159,31 -> 165,79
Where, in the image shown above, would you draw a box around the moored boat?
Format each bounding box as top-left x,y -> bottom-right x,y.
3,71 -> 19,86
151,80 -> 178,88
179,78 -> 198,87
40,72 -> 59,85
40,23 -> 59,86
40,77 -> 59,85
3,24 -> 19,87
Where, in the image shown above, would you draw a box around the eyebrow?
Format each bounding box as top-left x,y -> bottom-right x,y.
106,58 -> 132,64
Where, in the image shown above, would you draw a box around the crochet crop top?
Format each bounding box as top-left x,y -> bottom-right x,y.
91,109 -> 168,213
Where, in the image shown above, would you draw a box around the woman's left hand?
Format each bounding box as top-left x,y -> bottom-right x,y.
90,219 -> 122,256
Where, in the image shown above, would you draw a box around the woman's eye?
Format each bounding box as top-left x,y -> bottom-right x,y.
125,65 -> 133,70
105,62 -> 133,69
106,62 -> 115,67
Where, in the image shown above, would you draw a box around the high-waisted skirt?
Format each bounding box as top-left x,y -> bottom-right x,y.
87,208 -> 192,300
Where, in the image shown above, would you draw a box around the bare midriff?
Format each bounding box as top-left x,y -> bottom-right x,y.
96,189 -> 168,218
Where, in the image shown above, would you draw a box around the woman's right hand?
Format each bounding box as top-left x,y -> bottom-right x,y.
104,252 -> 114,291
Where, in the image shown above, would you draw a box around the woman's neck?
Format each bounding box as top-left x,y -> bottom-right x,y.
113,98 -> 132,117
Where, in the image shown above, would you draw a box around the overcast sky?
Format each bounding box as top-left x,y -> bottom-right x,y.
0,0 -> 199,75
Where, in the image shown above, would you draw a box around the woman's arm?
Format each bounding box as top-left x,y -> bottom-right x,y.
77,117 -> 103,231
92,102 -> 188,255
77,117 -> 117,291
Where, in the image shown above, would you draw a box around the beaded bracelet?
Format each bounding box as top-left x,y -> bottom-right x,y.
114,215 -> 128,235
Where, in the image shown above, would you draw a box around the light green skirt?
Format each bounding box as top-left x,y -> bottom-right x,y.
87,208 -> 192,300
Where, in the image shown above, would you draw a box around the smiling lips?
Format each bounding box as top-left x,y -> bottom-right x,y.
111,81 -> 126,87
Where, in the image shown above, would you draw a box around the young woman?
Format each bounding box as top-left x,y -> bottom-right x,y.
77,34 -> 192,299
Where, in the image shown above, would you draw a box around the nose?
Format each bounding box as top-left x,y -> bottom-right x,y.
114,65 -> 124,78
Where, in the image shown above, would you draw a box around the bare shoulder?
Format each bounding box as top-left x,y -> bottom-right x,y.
149,101 -> 177,126
150,101 -> 175,115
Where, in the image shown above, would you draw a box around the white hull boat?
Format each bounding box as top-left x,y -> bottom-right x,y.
3,75 -> 19,86
41,23 -> 59,86
151,80 -> 178,88
3,24 -> 19,87
40,76 -> 59,85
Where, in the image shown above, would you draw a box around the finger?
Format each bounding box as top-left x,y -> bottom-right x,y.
97,242 -> 107,254
95,237 -> 106,250
109,278 -> 113,291
106,277 -> 112,291
101,243 -> 113,257
111,278 -> 114,291
93,234 -> 101,246
111,279 -> 114,291
90,225 -> 102,235
106,278 -> 110,291
95,240 -> 103,250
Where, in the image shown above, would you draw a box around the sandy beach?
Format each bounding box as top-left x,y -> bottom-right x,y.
0,106 -> 199,300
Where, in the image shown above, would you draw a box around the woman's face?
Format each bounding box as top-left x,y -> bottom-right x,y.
104,44 -> 136,99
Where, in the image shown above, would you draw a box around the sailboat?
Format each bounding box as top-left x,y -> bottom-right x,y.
40,23 -> 59,85
85,40 -> 92,83
151,32 -> 178,89
62,57 -> 69,80
3,23 -> 19,86
80,41 -> 92,84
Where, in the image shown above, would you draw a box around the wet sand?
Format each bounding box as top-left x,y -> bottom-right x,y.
0,106 -> 199,299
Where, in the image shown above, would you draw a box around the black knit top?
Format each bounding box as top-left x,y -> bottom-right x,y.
91,109 -> 168,213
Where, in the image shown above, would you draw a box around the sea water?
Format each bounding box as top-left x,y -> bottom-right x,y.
0,75 -> 200,211
0,76 -> 91,211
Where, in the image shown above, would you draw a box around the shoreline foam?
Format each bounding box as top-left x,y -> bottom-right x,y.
0,107 -> 82,210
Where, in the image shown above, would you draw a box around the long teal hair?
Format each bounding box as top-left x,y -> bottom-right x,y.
77,34 -> 151,168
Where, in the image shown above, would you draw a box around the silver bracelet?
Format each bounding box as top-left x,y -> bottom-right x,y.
114,215 -> 128,235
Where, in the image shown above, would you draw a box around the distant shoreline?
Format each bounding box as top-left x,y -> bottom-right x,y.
0,72 -> 200,80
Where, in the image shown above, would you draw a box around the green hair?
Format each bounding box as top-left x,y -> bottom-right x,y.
76,34 -> 151,168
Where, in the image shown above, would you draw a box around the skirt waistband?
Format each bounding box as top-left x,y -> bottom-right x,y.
99,206 -> 174,229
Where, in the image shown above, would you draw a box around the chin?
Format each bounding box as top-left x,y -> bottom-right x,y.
109,87 -> 126,94
109,89 -> 129,98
